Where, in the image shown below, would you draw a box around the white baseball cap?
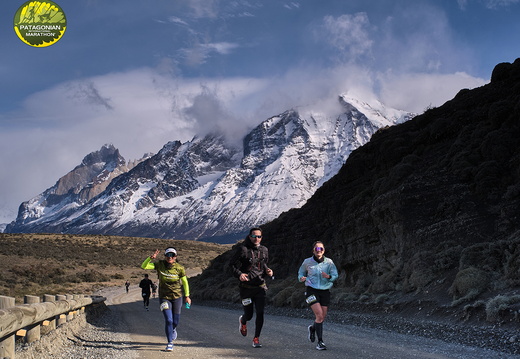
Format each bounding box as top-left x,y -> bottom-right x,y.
165,248 -> 177,256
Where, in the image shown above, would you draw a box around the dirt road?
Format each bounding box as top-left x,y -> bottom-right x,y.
107,287 -> 518,359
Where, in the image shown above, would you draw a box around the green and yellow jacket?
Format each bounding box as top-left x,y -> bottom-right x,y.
141,257 -> 190,300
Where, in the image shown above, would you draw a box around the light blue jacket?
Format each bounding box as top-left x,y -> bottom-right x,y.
298,256 -> 338,290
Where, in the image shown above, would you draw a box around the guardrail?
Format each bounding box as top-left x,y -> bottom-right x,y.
0,294 -> 106,359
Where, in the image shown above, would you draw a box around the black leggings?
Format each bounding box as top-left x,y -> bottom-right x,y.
240,286 -> 266,338
142,293 -> 150,307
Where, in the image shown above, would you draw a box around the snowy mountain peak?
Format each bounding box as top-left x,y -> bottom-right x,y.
7,144 -> 140,228
6,96 -> 415,242
340,94 -> 413,126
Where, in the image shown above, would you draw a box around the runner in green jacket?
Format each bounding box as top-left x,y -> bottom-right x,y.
142,247 -> 191,351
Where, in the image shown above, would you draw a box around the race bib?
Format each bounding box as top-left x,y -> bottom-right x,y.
242,298 -> 253,306
305,294 -> 317,304
160,302 -> 170,311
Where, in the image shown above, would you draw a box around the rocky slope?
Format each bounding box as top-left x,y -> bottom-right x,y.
191,59 -> 520,327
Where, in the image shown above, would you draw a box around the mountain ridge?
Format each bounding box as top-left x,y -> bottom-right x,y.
6,95 -> 414,241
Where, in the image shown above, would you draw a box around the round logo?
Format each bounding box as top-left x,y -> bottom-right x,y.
13,1 -> 67,47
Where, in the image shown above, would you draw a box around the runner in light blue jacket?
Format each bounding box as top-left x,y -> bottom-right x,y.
298,241 -> 338,350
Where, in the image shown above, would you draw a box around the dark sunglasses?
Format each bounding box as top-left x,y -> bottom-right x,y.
314,246 -> 324,252
250,235 -> 262,239
165,253 -> 177,257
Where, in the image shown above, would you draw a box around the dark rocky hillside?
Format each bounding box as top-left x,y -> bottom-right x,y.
192,59 -> 520,326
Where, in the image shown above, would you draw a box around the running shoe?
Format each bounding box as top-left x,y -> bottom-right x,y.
172,328 -> 177,340
308,324 -> 316,342
252,337 -> 262,348
165,342 -> 174,351
239,315 -> 247,336
316,340 -> 327,350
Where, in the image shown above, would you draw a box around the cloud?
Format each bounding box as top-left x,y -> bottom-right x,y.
186,0 -> 220,19
373,4 -> 478,76
457,0 -> 519,10
320,13 -> 374,63
66,81 -> 113,110
284,2 -> 301,10
314,5 -> 473,77
0,68 -> 269,163
483,0 -> 520,8
168,16 -> 189,26
202,42 -> 240,55
458,0 -> 469,9
183,85 -> 246,142
180,42 -> 240,67
377,71 -> 486,113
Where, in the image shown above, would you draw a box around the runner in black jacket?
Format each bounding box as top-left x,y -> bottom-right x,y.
231,227 -> 273,348
139,273 -> 154,310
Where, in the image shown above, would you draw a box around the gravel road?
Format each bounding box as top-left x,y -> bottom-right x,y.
16,286 -> 520,359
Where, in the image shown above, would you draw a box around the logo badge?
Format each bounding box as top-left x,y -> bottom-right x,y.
14,1 -> 67,47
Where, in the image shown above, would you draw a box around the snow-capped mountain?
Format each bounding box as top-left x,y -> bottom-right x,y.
6,95 -> 415,242
8,144 -> 149,228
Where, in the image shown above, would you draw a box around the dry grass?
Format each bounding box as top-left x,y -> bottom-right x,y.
0,233 -> 230,304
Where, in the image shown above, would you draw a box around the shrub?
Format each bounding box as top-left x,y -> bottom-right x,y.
485,295 -> 520,322
503,241 -> 520,286
462,300 -> 486,321
331,289 -> 357,306
370,270 -> 399,293
288,288 -> 306,308
449,266 -> 489,304
374,293 -> 390,304
451,289 -> 481,307
78,269 -> 110,283
358,293 -> 370,302
403,250 -> 438,292
272,285 -> 298,307
10,264 -> 67,286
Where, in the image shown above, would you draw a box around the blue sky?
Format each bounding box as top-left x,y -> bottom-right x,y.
1,0 -> 519,224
